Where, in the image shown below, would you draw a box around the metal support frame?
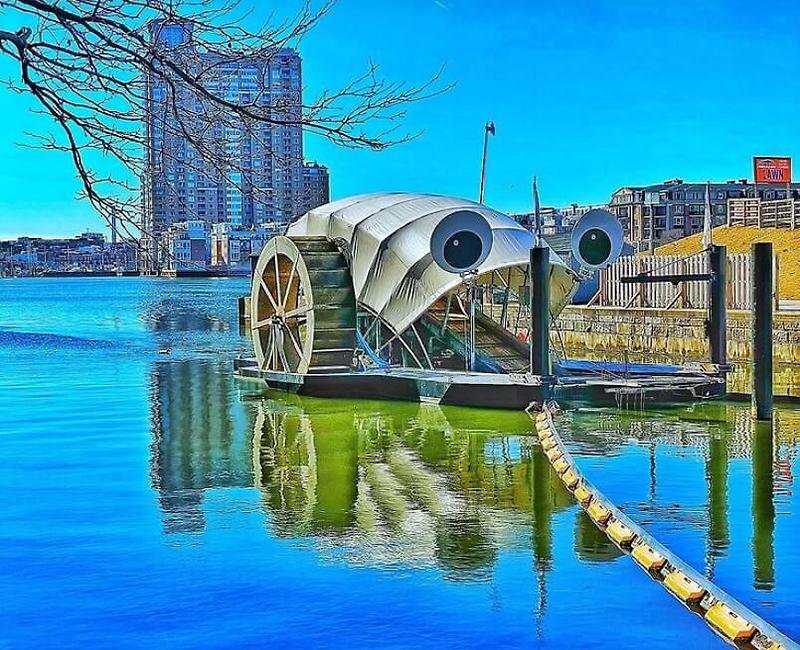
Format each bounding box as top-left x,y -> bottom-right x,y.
375,320 -> 426,370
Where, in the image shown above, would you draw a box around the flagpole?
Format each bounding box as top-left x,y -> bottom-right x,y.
478,121 -> 494,203
702,180 -> 714,250
533,175 -> 542,246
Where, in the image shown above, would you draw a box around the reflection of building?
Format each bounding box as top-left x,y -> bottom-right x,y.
148,361 -> 241,534
148,377 -> 596,585
560,405 -> 784,591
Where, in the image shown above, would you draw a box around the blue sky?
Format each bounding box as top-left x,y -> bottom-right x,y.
0,0 -> 798,238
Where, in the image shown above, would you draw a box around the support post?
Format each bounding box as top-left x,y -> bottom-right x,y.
752,242 -> 773,420
709,245 -> 727,392
469,282 -> 476,371
530,246 -> 550,381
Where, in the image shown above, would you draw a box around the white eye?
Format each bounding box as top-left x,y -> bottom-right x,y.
453,239 -> 460,247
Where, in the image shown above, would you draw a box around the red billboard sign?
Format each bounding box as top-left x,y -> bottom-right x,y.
754,157 -> 792,184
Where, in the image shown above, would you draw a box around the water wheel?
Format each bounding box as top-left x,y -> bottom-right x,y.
250,236 -> 356,374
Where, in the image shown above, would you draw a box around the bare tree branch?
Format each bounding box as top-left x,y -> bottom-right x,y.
0,0 -> 451,269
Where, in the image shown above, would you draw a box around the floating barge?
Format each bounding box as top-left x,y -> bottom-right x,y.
235,193 -> 727,410
234,359 -> 725,409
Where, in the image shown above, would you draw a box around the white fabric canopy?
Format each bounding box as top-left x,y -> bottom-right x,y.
288,193 -> 578,333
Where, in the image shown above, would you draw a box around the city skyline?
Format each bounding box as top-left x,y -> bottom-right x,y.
0,0 -> 798,239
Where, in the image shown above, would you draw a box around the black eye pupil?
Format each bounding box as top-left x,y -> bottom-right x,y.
443,231 -> 482,271
579,228 -> 612,266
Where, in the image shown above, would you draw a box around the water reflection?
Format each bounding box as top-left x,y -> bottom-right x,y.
706,423 -> 729,578
252,398 -> 536,580
752,420 -> 775,591
562,403 -> 797,592
574,511 -> 623,563
148,361 -> 796,598
148,361 -> 246,535
143,298 -> 231,333
147,361 -> 637,586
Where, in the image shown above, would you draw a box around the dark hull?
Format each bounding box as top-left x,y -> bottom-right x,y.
235,361 -> 544,410
235,359 -> 725,411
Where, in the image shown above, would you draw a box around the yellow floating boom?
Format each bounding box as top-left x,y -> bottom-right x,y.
530,404 -> 798,650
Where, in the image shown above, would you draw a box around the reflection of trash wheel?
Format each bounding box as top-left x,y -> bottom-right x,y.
250,236 -> 356,374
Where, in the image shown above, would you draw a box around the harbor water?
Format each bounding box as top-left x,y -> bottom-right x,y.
1,277 -> 799,648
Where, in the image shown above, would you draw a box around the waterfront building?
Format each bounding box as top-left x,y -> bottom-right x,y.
0,232 -> 138,275
513,203 -> 605,234
210,222 -> 281,273
609,178 -> 800,249
160,220 -> 211,272
141,21 -> 330,273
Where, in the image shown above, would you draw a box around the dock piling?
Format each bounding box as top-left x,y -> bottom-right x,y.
751,242 -> 773,421
530,245 -> 551,383
709,245 -> 727,384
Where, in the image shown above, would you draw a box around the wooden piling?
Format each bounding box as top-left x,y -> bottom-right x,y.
709,245 -> 727,378
751,242 -> 773,420
530,246 -> 550,382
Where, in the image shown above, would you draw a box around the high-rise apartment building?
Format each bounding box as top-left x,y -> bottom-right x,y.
301,162 -> 330,215
141,21 -> 329,272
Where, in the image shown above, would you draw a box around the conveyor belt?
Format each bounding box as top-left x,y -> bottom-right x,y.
425,309 -> 529,373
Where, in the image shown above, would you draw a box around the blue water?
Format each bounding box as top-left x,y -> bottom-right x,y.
1,277 -> 798,648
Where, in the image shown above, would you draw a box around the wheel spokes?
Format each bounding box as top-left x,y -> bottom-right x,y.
273,250 -> 283,309
259,275 -> 278,311
285,304 -> 312,319
260,325 -> 275,371
274,326 -> 289,372
282,255 -> 298,311
285,324 -> 304,360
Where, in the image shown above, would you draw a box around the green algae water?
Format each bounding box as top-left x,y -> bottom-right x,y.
1,277 -> 799,648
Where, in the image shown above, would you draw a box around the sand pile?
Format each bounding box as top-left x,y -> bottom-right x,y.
655,226 -> 800,299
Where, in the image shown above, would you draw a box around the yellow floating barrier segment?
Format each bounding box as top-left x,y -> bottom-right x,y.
552,456 -> 570,474
531,404 -> 798,650
587,500 -> 612,526
664,570 -> 706,604
705,603 -> 757,644
606,518 -> 635,547
632,543 -> 667,572
544,445 -> 563,462
540,435 -> 558,452
561,468 -> 580,490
